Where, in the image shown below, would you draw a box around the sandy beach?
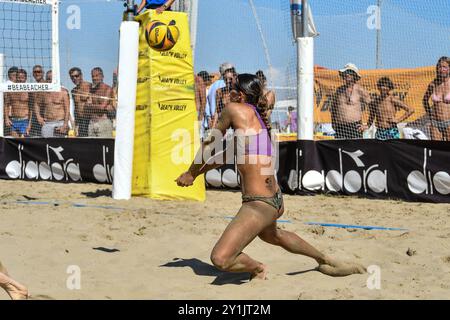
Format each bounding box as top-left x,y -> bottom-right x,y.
0,180 -> 449,300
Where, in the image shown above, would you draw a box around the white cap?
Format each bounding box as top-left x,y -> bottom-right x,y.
219,62 -> 235,75
339,63 -> 361,79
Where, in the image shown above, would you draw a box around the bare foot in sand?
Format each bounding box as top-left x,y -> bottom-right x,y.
316,256 -> 366,277
0,272 -> 29,300
250,264 -> 268,280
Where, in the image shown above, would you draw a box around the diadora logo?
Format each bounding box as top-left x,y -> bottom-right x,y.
5,144 -> 82,181
407,148 -> 449,195
289,148 -> 388,194
93,145 -> 114,183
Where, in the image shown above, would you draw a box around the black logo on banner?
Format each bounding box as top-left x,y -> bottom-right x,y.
158,75 -> 187,85
291,148 -> 388,194
160,51 -> 188,60
158,102 -> 187,111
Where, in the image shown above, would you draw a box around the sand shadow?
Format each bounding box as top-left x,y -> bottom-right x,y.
92,247 -> 120,253
82,189 -> 112,198
160,258 -> 251,285
286,268 -> 317,276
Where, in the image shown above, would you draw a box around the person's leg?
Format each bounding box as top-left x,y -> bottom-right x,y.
97,119 -> 113,138
444,124 -> 450,141
210,201 -> 277,279
0,261 -> 8,275
258,223 -> 366,277
0,262 -> 28,300
41,122 -> 55,138
430,124 -> 442,141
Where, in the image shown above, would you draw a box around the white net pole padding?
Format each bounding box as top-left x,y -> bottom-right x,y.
292,0 -> 316,140
0,0 -> 60,92
189,0 -> 199,59
112,19 -> 139,200
298,37 -> 314,140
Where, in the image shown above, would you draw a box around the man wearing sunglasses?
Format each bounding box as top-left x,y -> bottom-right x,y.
29,65 -> 46,136
69,67 -> 92,137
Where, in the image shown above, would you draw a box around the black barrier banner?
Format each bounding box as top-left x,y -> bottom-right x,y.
205,140 -> 450,203
1,138 -> 448,202
0,138 -> 115,184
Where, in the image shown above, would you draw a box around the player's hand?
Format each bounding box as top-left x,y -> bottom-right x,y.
358,123 -> 368,132
175,172 -> 195,187
26,125 -> 31,136
155,5 -> 166,14
5,118 -> 12,127
56,124 -> 68,134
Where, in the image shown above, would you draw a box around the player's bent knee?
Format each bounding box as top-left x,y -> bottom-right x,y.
210,252 -> 233,271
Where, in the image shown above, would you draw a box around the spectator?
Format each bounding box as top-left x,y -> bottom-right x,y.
368,77 -> 414,140
136,0 -> 176,14
287,106 -> 297,133
6,67 -> 18,83
87,67 -> 115,138
195,71 -> 208,122
30,65 -> 46,136
32,65 -> 45,83
423,56 -> 450,141
34,70 -> 70,137
213,68 -> 237,128
4,69 -> 31,137
256,70 -> 276,119
204,62 -> 235,134
69,67 -> 92,137
330,63 -> 371,139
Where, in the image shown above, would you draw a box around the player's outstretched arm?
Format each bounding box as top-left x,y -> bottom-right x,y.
176,106 -> 233,187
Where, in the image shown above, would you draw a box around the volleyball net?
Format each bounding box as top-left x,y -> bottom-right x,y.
1,0 -> 449,141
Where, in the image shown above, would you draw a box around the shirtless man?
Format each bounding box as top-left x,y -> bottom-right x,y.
213,68 -> 237,128
4,69 -> 32,137
87,67 -> 115,138
35,70 -> 70,137
69,67 -> 92,137
368,77 -> 414,140
30,65 -> 46,136
330,63 -> 371,139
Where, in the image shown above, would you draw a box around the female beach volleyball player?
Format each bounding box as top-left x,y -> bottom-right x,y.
176,74 -> 366,279
0,261 -> 28,300
137,0 -> 176,14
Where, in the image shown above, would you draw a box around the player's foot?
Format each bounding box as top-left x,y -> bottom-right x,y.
250,264 -> 268,280
0,272 -> 29,300
316,256 -> 366,277
0,262 -> 9,276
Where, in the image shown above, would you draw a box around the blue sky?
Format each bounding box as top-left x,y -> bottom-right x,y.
52,0 -> 450,93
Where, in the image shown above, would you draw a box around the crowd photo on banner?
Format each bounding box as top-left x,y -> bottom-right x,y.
3,65 -> 117,138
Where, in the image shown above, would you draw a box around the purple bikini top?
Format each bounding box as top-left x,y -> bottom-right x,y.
241,103 -> 272,157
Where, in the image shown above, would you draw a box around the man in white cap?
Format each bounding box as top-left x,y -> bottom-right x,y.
330,63 -> 371,139
203,62 -> 235,137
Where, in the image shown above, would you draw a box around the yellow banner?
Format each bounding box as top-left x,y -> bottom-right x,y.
133,10 -> 205,201
314,66 -> 435,124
